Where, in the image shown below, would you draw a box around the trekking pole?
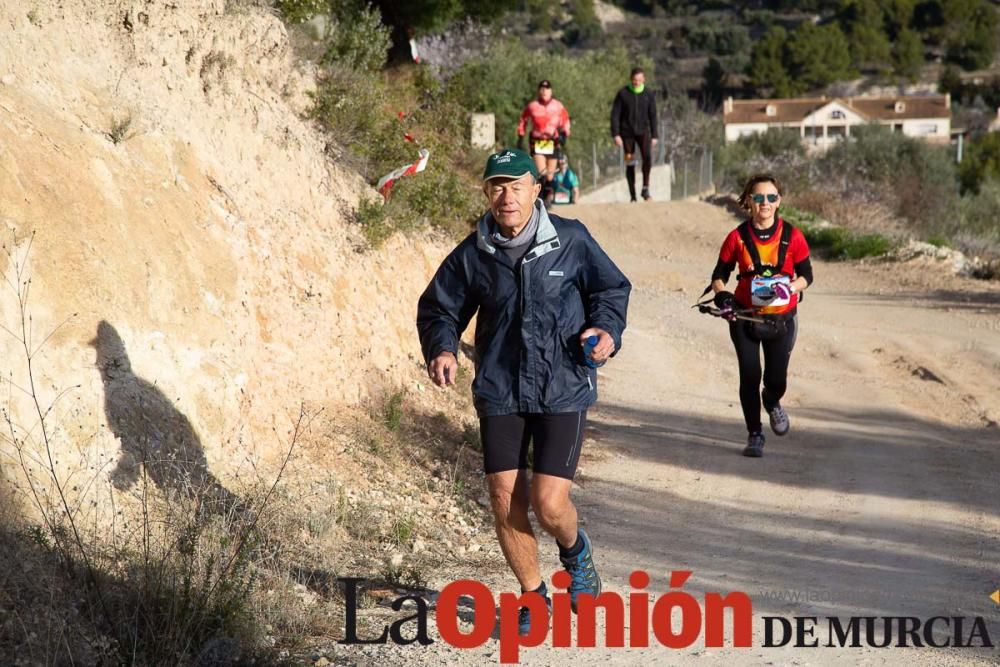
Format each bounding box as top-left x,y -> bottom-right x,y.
692,286 -> 767,324
691,299 -> 767,324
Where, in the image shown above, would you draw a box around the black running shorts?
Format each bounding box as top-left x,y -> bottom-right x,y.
479,411 -> 587,480
621,133 -> 652,164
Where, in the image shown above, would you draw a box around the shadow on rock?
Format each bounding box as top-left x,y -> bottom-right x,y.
90,320 -> 244,518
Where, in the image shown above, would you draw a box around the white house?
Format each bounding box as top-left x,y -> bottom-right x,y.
723,95 -> 952,150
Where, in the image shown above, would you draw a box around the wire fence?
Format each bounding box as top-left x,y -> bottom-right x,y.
571,139 -> 715,201
669,145 -> 714,200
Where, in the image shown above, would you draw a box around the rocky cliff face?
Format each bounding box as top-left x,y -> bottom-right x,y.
0,1 -> 452,497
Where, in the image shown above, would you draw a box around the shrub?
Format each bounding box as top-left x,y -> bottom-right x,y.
312,16 -> 484,247
354,198 -> 392,248
107,114 -> 134,144
959,132 -> 1000,195
953,179 -> 1000,256
782,205 -> 895,260
380,390 -> 406,432
321,3 -> 391,72
311,67 -> 386,158
818,125 -> 959,231
799,223 -> 894,260
275,0 -> 326,23
716,128 -> 809,194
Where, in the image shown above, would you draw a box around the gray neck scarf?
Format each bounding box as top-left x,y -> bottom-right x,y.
490,204 -> 539,249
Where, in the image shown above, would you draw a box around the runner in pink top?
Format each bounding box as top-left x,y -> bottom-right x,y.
517,80 -> 571,201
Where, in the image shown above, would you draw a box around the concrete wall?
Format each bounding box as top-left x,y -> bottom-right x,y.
578,164 -> 673,203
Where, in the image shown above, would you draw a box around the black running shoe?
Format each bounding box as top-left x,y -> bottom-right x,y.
743,431 -> 765,457
641,187 -> 651,201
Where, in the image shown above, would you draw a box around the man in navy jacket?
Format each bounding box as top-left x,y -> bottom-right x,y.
417,148 -> 631,634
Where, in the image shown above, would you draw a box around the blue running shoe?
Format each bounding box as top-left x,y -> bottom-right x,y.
517,585 -> 552,636
559,529 -> 601,613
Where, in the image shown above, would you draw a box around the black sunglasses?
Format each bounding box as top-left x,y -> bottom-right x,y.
750,193 -> 780,204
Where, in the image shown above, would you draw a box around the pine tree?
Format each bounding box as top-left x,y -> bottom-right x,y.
892,28 -> 924,81
837,0 -> 892,72
786,22 -> 855,93
748,26 -> 793,98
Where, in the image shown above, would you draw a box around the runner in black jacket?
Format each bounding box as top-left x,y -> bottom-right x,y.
611,67 -> 659,202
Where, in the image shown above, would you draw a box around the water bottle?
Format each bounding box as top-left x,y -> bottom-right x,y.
583,335 -> 605,368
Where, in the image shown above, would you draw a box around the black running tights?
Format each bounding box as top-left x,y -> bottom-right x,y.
728,316 -> 798,433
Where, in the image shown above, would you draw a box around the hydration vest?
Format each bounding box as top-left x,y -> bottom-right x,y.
737,219 -> 794,281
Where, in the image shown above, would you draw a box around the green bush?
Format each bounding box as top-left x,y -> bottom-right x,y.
381,390 -> 406,432
715,128 -> 807,193
799,223 -> 895,260
352,162 -> 482,249
310,8 -> 485,248
321,3 -> 391,71
778,204 -> 822,227
959,132 -> 1000,195
389,164 -> 482,236
311,68 -> 389,159
275,0 -> 326,22
354,198 -> 393,248
782,204 -> 895,261
686,15 -> 750,56
954,179 -> 1000,249
563,0 -> 602,45
819,125 -> 959,225
319,37 -> 644,249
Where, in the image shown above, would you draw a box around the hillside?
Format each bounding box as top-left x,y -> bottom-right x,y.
504,0 -> 1000,106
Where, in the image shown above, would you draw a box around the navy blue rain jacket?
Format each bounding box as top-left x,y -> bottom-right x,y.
417,202 -> 631,417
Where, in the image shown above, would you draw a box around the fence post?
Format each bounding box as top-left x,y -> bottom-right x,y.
698,151 -> 705,194
683,160 -> 688,198
657,120 -> 666,165
470,113 -> 495,149
592,142 -> 598,190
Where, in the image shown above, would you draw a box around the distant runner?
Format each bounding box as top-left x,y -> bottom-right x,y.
417,148 -> 631,635
709,174 -> 813,457
518,80 -> 571,202
611,67 -> 658,202
549,155 -> 580,206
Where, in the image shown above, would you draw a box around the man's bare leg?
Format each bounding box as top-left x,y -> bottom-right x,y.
487,469 -> 542,590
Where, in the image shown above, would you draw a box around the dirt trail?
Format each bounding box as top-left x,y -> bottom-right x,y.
342,200 -> 1000,666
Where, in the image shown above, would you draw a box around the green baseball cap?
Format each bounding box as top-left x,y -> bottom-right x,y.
482,148 -> 539,182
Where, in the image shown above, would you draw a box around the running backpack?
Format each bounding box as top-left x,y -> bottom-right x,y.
736,219 -> 794,281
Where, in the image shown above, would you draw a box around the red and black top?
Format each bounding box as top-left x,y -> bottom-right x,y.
715,217 -> 812,315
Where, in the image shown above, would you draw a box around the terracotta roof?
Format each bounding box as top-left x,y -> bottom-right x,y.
724,97 -> 828,124
848,96 -> 950,121
724,95 -> 950,124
